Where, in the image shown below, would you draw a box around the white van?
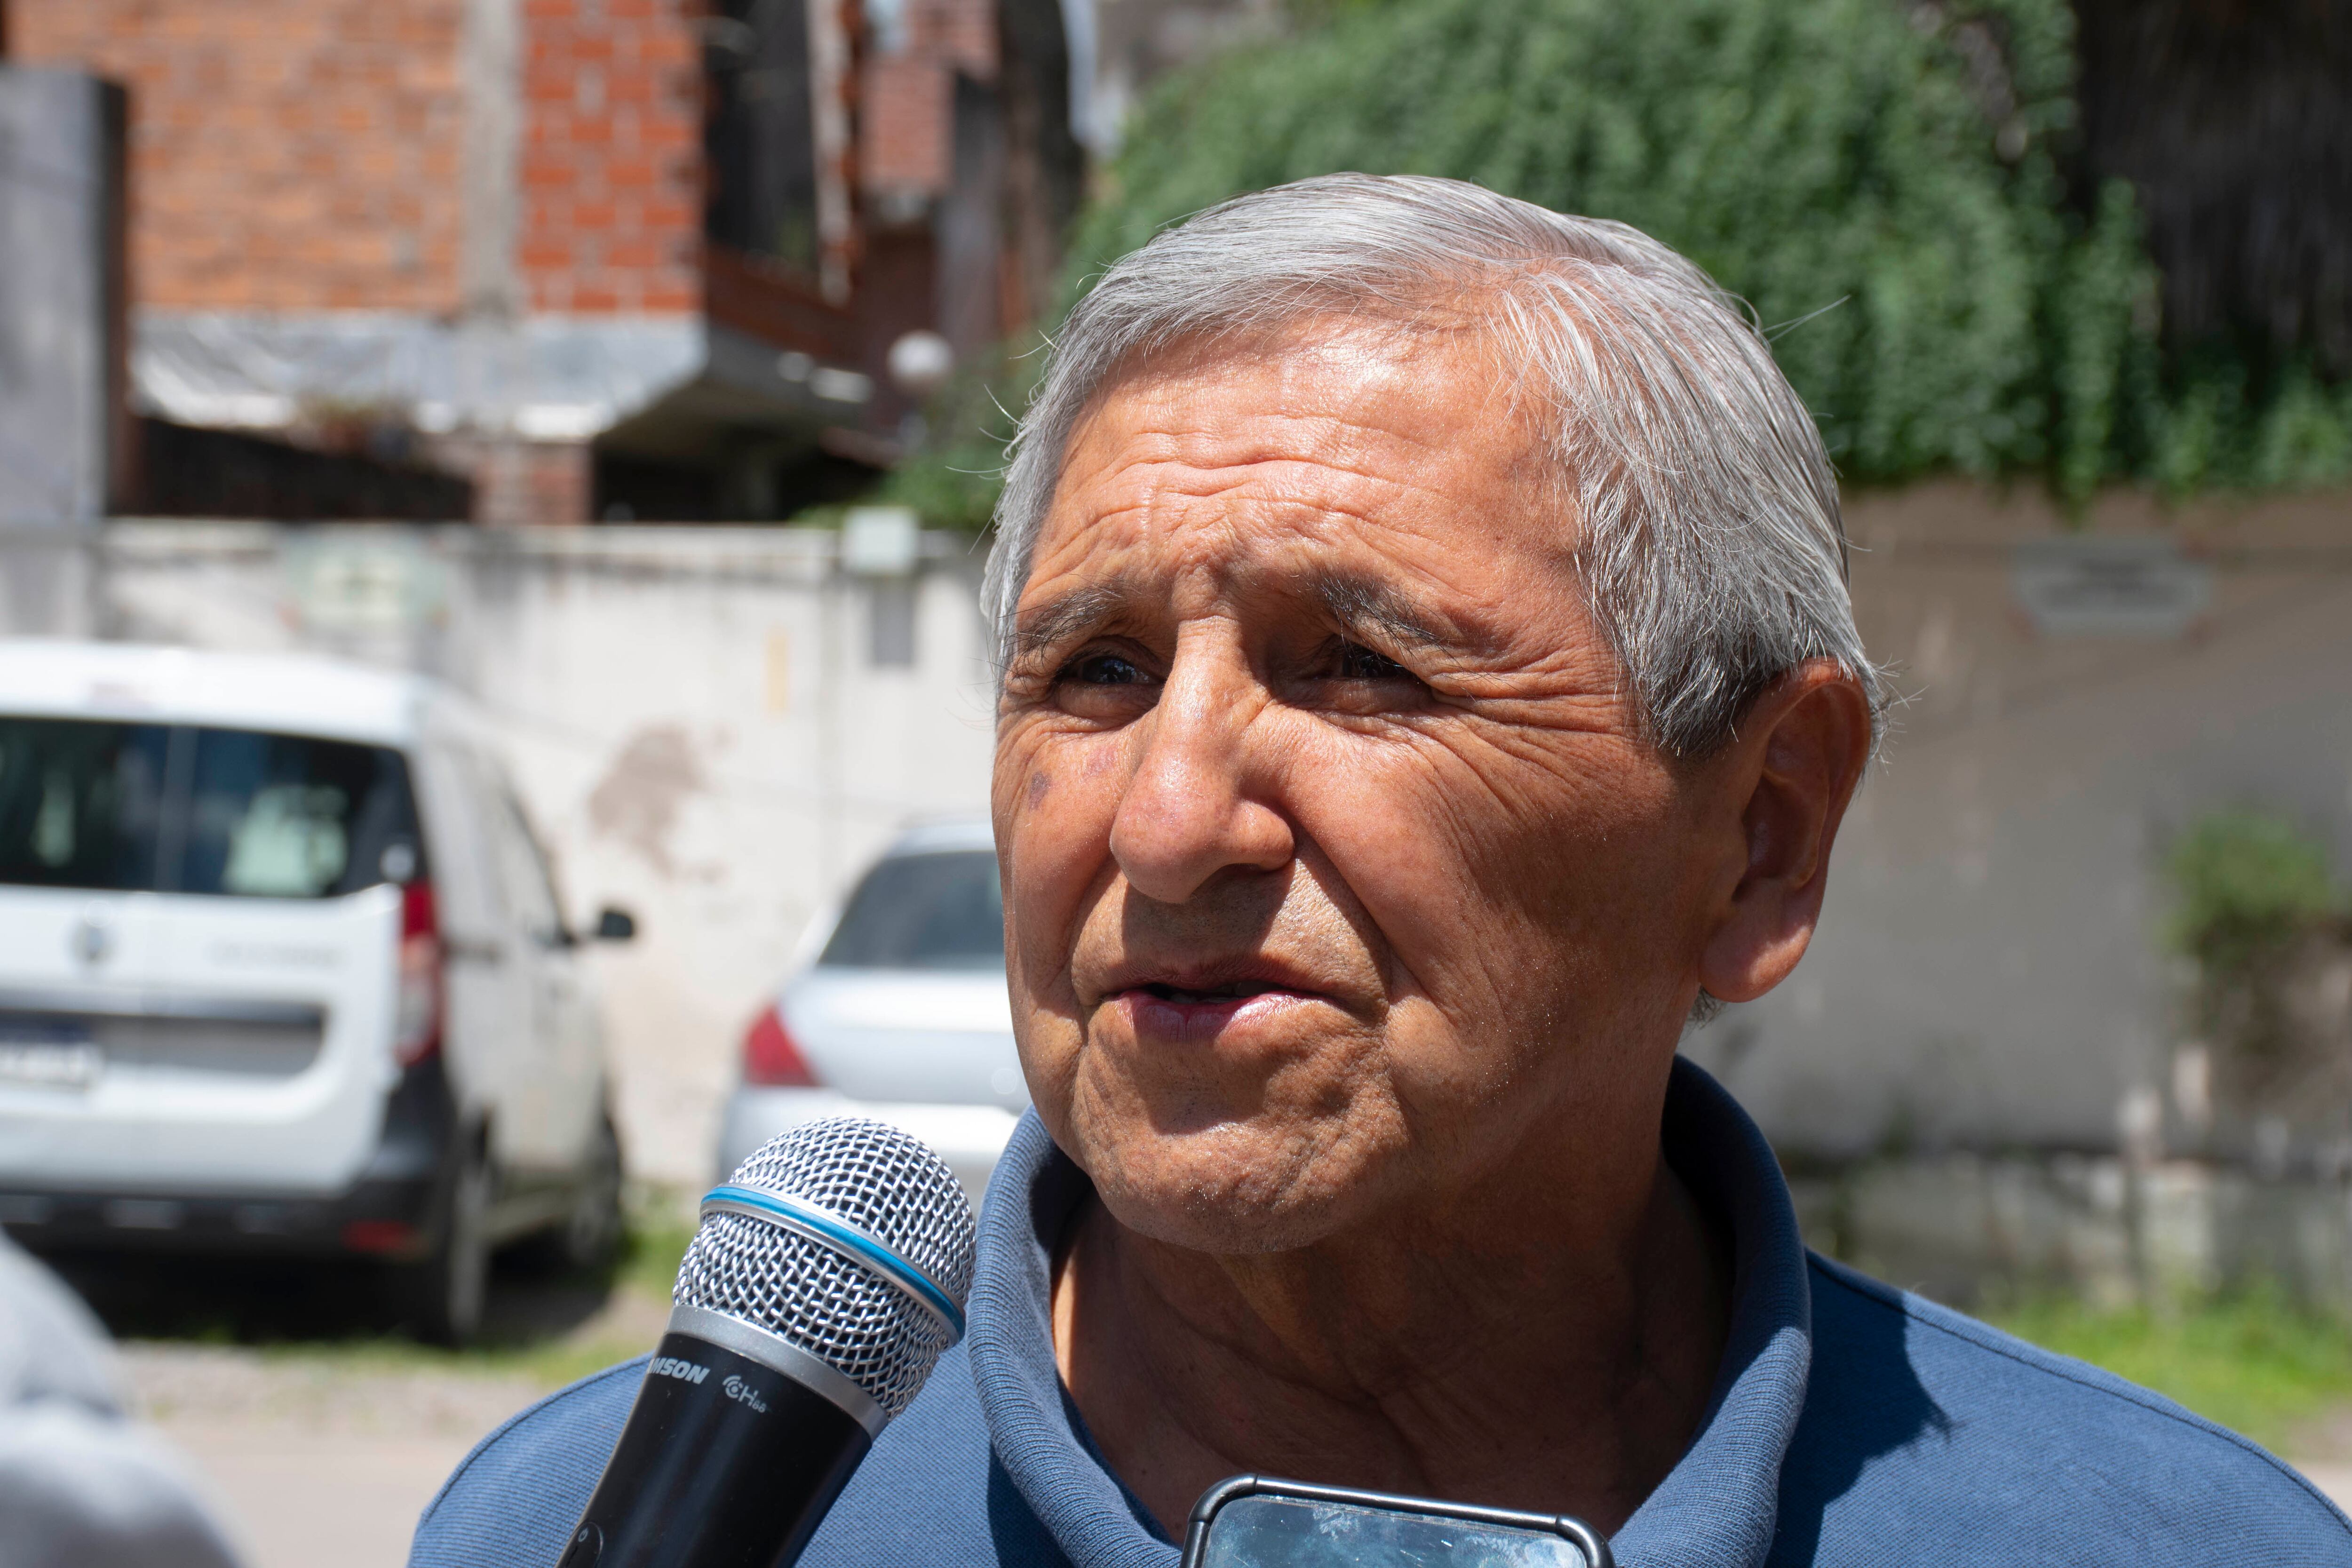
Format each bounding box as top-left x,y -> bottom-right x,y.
0,641 -> 631,1342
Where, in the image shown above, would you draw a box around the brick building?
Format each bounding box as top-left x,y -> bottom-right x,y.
0,0 -> 1087,522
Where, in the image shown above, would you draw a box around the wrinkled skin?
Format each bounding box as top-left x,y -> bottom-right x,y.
992,318 -> 1871,1534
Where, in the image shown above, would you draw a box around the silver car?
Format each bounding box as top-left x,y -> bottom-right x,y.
717,820 -> 1024,1200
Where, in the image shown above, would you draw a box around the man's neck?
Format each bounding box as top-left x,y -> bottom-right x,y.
1049,1147 -> 1733,1539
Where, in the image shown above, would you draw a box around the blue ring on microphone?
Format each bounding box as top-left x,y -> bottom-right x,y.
701,1182 -> 966,1340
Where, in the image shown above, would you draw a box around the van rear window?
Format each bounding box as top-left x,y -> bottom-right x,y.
0,720 -> 171,891
0,717 -> 421,898
818,851 -> 1004,971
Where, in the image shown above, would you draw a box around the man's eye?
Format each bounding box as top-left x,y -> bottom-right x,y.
1064,653 -> 1149,686
1335,642 -> 1410,681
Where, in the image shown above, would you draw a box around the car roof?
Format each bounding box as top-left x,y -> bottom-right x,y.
882,817 -> 996,857
0,639 -> 455,747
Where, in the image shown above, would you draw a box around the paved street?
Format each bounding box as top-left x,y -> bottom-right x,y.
2291,1406 -> 2352,1518
122,1342 -> 548,1568
90,1257 -> 673,1568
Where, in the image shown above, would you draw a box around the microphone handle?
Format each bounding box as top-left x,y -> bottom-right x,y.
556,1331 -> 873,1568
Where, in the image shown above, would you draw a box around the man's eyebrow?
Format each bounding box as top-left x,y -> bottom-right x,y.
1012,582 -> 1133,657
1311,572 -> 1452,648
1014,569 -> 1470,657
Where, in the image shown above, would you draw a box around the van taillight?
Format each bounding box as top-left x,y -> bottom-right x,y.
742,1003 -> 817,1087
395,880 -> 443,1067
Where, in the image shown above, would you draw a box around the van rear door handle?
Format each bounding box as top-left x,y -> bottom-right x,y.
442,936 -> 507,964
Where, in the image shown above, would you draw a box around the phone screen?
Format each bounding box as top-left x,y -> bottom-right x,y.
1183,1479 -> 1608,1568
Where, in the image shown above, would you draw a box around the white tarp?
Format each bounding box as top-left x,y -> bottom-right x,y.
130,310 -> 709,441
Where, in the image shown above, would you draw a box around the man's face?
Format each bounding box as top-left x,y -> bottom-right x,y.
993,321 -> 1722,1253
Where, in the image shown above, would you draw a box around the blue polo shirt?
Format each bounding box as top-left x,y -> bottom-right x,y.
410,1061 -> 2350,1566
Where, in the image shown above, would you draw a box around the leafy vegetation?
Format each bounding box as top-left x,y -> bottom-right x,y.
2164,810 -> 2346,1079
616,1205 -> 697,1304
885,0 -> 2351,531
1989,1288 -> 2352,1452
2167,811 -> 2342,976
871,348 -> 1041,535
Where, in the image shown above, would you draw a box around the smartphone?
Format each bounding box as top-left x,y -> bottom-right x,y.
1180,1475 -> 1613,1568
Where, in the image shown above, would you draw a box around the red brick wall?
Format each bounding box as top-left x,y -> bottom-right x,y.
431,430 -> 596,524
11,0 -> 707,319
859,0 -> 994,200
11,0 -> 468,312
521,0 -> 704,314
861,54 -> 953,195
900,0 -> 994,80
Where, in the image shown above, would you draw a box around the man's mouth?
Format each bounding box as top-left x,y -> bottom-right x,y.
1134,979 -> 1293,1005
1102,967 -> 1330,1045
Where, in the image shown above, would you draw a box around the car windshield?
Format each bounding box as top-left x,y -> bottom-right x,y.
818,849 -> 1004,971
0,716 -> 421,898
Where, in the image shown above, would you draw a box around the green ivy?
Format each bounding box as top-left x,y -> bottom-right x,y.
1061,0 -> 2345,506
2165,811 -> 2341,981
2164,810 -> 2345,1075
869,348 -> 1039,535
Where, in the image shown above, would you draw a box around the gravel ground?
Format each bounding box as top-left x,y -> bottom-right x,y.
2288,1407 -> 2352,1516
122,1343 -> 547,1568
99,1271 -> 671,1568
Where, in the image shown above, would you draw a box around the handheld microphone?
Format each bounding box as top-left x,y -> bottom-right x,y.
554,1118 -> 977,1568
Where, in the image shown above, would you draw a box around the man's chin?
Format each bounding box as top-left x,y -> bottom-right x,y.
1073,1120 -> 1392,1257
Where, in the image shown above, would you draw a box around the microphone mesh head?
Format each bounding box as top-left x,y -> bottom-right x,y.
674,1117 -> 977,1419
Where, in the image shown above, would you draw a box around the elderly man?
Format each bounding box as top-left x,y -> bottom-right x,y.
413,176 -> 2344,1566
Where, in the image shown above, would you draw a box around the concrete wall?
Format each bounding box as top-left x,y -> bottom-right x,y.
1685,481 -> 2352,1172
0,522 -> 997,1184
1793,1153 -> 2352,1311
0,67 -> 122,526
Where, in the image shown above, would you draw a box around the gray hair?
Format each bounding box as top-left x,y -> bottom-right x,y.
982,173 -> 1886,760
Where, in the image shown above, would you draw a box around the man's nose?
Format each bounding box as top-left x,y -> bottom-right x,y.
1109,623 -> 1293,904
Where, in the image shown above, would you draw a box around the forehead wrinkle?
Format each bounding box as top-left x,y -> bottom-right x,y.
1071,443 -> 1478,547
1061,346 -> 1547,538
1087,340 -> 1481,458
1102,397 -> 1469,490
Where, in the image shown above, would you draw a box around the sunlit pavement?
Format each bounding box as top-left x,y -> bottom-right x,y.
125,1341 -> 546,1568
74,1249 -> 675,1568
2299,1465 -> 2352,1515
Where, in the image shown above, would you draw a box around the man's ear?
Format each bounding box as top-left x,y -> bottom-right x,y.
1695,661 -> 1874,1005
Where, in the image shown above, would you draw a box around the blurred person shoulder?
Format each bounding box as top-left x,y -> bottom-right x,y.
1782,1252 -> 2352,1564
0,1229 -> 125,1414
0,1233 -> 244,1568
409,1339 -> 1055,1568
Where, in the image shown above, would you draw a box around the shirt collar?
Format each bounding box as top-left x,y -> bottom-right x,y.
966,1058 -> 1812,1568
969,1107 -> 1174,1568
1613,1057 -> 1813,1568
